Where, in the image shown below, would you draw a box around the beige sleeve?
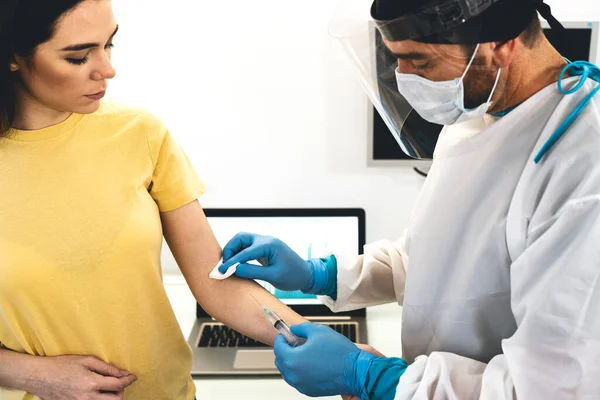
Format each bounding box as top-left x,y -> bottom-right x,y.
319,231 -> 408,312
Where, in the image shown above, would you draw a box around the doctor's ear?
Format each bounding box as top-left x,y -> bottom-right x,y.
490,39 -> 519,68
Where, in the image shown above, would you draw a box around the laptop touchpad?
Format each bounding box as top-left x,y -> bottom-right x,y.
233,350 -> 276,369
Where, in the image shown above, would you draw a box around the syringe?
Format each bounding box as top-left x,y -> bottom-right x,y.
263,307 -> 307,347
250,294 -> 307,347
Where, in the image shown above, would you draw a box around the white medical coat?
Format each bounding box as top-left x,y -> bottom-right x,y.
321,76 -> 600,399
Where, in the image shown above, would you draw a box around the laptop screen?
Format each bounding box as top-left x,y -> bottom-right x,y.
207,212 -> 362,305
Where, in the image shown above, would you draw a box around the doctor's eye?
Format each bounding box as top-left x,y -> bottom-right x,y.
413,62 -> 430,70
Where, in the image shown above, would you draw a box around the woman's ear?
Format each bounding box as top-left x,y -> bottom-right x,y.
9,54 -> 26,72
9,54 -> 22,72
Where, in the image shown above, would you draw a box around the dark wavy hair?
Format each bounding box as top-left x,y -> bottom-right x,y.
0,0 -> 86,137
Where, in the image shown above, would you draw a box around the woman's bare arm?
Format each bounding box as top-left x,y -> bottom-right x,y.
161,200 -> 307,345
0,348 -> 38,392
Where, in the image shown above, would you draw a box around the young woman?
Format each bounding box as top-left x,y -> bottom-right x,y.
0,1 -> 305,399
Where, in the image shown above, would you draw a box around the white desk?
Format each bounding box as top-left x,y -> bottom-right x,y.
163,276 -> 403,400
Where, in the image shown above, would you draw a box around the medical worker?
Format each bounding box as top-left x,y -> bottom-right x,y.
219,0 -> 600,398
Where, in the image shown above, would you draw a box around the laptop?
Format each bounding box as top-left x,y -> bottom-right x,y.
188,208 -> 368,376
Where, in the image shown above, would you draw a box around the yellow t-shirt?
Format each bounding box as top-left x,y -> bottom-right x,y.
0,99 -> 205,399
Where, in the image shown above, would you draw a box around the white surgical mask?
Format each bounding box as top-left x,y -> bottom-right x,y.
394,44 -> 502,126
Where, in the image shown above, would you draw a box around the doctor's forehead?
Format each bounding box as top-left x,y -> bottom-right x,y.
383,39 -> 468,60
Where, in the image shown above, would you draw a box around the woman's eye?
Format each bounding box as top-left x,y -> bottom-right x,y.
65,44 -> 113,65
66,57 -> 89,65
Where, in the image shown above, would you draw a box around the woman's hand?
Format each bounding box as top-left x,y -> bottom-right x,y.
31,355 -> 137,400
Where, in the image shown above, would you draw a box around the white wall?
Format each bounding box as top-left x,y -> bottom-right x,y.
107,1 -> 599,275
546,0 -> 600,21
108,1 -> 426,274
545,0 -> 600,61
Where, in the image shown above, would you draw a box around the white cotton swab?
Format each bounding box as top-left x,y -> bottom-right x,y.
209,259 -> 240,280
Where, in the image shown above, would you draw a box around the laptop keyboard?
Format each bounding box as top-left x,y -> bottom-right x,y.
197,322 -> 358,348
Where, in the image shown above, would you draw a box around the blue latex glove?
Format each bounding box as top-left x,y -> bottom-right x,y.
218,232 -> 324,292
273,322 -> 377,398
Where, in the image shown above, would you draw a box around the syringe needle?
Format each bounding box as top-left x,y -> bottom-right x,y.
249,293 -> 262,308
250,293 -> 306,347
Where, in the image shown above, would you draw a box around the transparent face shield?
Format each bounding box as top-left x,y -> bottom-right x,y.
329,0 -> 507,159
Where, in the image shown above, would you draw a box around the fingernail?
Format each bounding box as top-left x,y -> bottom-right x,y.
120,370 -> 130,376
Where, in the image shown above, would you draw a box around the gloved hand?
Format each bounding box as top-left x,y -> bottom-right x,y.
341,345 -> 387,400
273,322 -> 377,398
218,232 -> 318,292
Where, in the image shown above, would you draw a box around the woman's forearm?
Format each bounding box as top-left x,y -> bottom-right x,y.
191,275 -> 308,345
161,201 -> 308,345
0,347 -> 41,393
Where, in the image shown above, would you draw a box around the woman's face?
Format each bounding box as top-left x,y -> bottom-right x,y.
11,0 -> 118,115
